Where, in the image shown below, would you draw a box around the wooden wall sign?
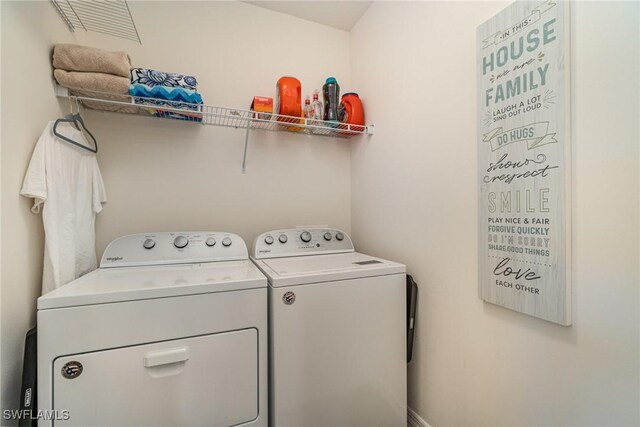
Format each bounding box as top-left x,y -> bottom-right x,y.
477,0 -> 571,325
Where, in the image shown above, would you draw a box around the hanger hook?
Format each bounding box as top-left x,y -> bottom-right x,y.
67,96 -> 80,116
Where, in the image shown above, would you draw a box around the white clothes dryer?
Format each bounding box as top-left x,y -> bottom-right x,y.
251,228 -> 407,427
38,232 -> 268,427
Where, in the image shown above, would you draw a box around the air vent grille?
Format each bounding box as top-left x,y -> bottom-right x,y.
51,0 -> 141,44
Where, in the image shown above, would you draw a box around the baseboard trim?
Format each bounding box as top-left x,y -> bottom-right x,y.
407,407 -> 430,427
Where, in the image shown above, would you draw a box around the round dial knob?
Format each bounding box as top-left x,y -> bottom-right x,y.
300,231 -> 312,243
335,232 -> 344,241
222,237 -> 232,247
279,234 -> 288,244
143,238 -> 155,249
323,232 -> 332,241
173,235 -> 189,249
205,237 -> 216,247
264,235 -> 274,245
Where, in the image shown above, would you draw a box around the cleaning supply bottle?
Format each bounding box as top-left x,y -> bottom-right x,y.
311,91 -> 324,125
303,96 -> 313,123
322,77 -> 340,125
338,92 -> 365,135
276,76 -> 302,120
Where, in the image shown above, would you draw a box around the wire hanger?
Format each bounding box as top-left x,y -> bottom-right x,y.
52,100 -> 98,153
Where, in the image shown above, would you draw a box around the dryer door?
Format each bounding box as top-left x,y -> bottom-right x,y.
52,329 -> 258,426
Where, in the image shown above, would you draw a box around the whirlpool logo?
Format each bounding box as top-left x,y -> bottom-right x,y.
106,256 -> 123,262
62,361 -> 83,379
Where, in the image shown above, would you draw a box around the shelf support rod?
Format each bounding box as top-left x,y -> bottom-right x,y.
241,125 -> 251,174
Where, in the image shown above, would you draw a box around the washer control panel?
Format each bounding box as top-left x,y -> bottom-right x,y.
252,228 -> 354,259
100,232 -> 248,268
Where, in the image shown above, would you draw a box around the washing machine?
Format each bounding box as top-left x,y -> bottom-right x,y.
37,232 -> 268,427
251,228 -> 407,427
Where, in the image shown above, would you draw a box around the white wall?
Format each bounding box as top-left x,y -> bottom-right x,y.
0,0 -> 352,418
350,1 -> 639,426
0,1 -> 74,418
87,1 -> 353,255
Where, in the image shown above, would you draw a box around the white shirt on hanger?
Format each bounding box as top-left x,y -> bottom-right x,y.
21,120 -> 107,295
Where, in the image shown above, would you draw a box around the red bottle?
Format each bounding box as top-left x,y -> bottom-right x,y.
338,93 -> 365,135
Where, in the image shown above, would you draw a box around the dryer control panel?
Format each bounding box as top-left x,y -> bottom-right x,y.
252,228 -> 354,259
100,232 -> 248,268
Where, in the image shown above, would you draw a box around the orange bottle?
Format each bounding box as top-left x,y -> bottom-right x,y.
276,77 -> 302,122
338,93 -> 365,135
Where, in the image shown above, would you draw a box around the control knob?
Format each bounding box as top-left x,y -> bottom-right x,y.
323,232 -> 332,241
279,234 -> 288,244
205,237 -> 216,247
335,232 -> 344,241
143,238 -> 155,249
173,235 -> 189,249
222,237 -> 232,247
264,235 -> 274,245
300,231 -> 312,243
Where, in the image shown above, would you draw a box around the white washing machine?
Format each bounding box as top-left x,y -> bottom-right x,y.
251,228 -> 407,427
37,232 -> 268,427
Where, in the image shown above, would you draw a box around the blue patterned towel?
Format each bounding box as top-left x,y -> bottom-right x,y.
129,84 -> 203,104
130,68 -> 203,122
154,110 -> 203,122
130,68 -> 198,90
132,96 -> 200,112
133,97 -> 202,121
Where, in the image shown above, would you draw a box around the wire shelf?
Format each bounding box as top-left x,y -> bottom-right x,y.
60,88 -> 373,138
51,0 -> 141,44
56,86 -> 373,172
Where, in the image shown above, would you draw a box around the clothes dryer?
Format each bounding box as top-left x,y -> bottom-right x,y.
38,232 -> 268,427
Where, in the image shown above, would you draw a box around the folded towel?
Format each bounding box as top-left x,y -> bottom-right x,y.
129,68 -> 202,122
54,69 -> 130,95
133,97 -> 200,111
53,44 -> 131,78
54,69 -> 139,115
154,110 -> 203,122
133,97 -> 203,122
130,68 -> 198,91
129,83 -> 203,104
77,96 -> 144,116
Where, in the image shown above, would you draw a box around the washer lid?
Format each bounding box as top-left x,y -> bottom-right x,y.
37,260 -> 267,310
251,252 -> 405,287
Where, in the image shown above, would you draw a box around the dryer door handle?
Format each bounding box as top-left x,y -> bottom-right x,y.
144,347 -> 190,367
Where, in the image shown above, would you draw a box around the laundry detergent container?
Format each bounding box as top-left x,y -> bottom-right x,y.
275,76 -> 302,121
338,93 -> 365,134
